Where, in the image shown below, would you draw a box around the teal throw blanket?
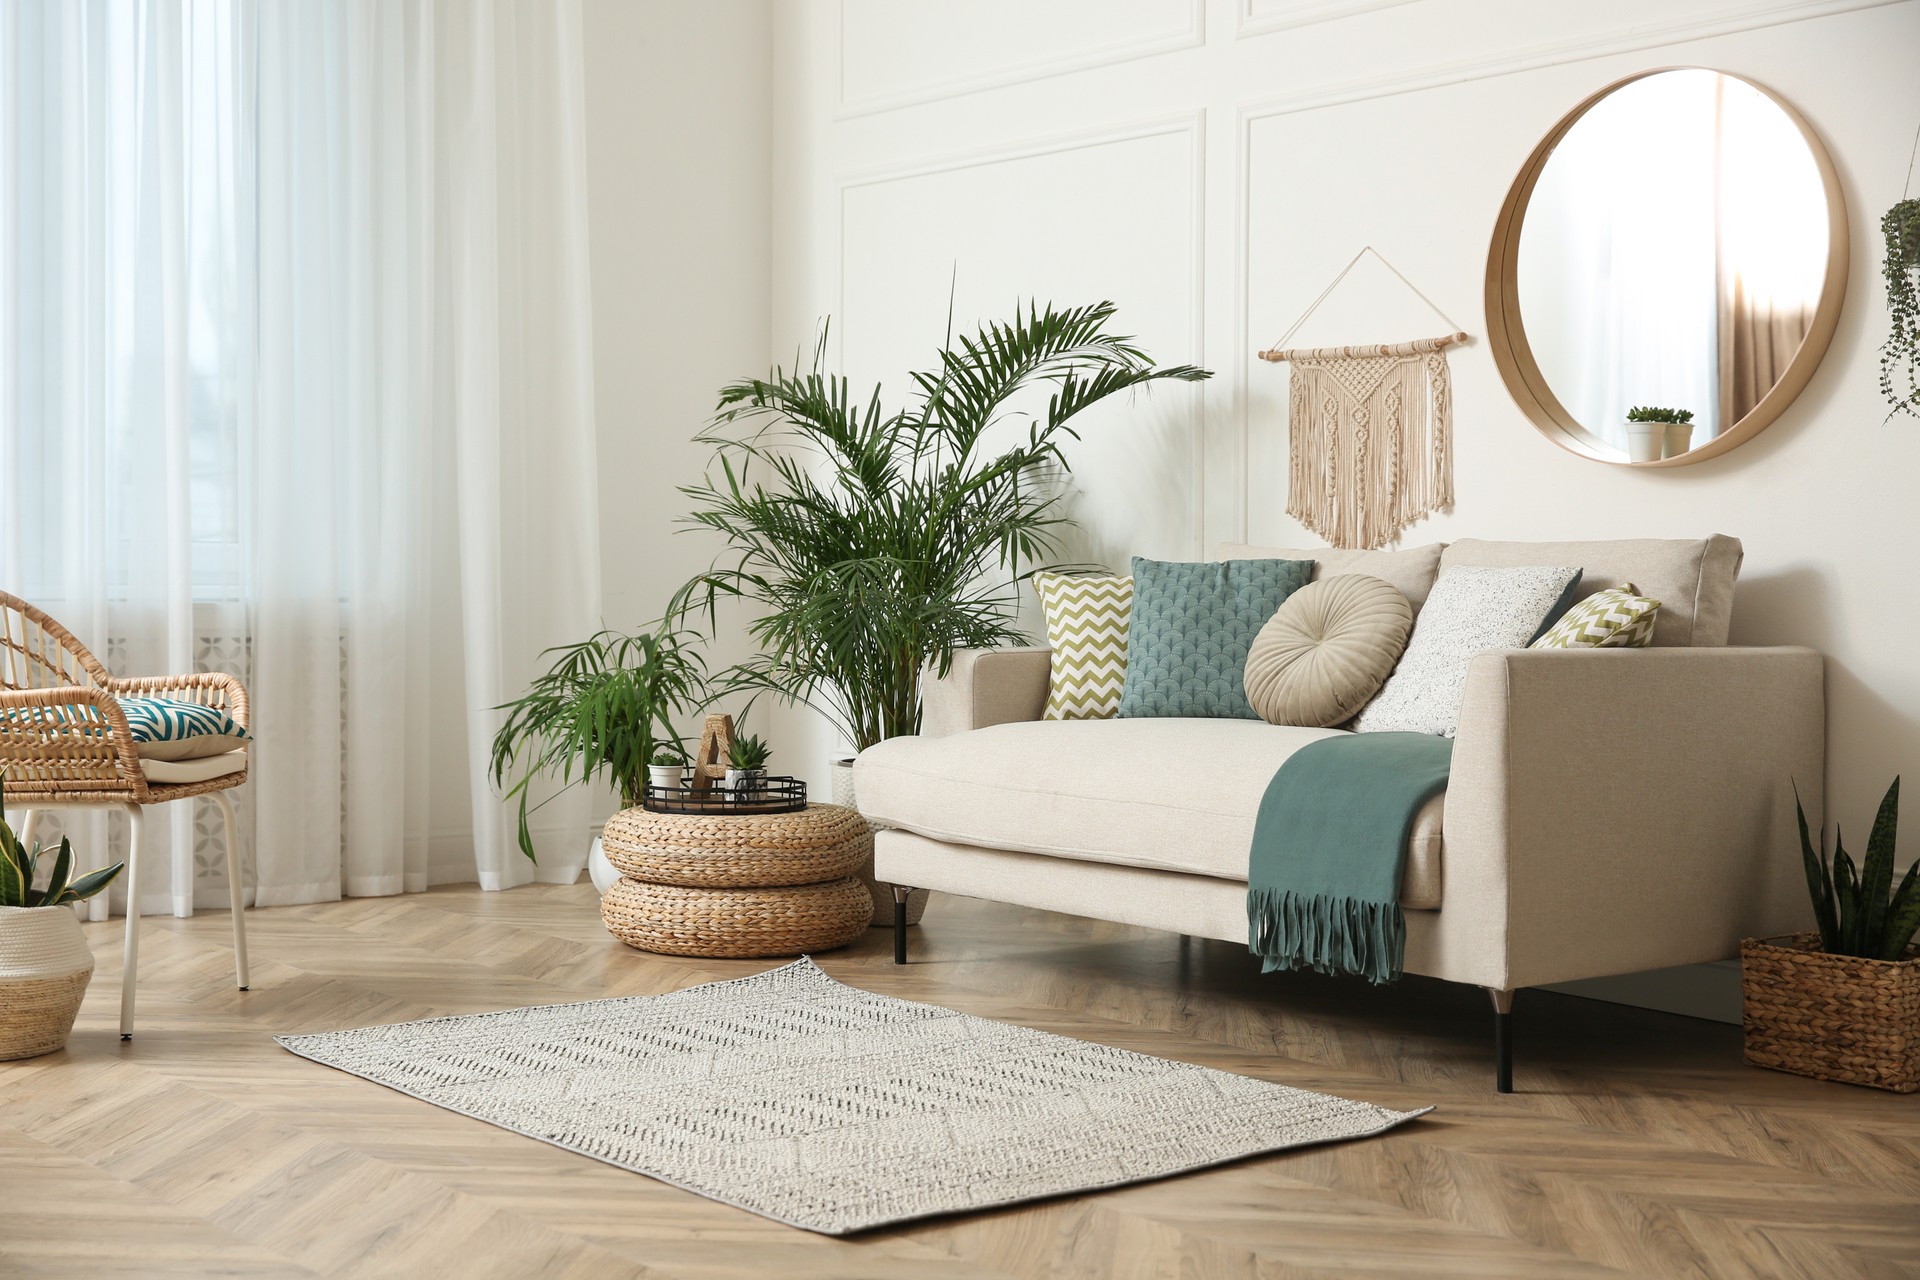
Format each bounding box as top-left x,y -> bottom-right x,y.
1246,732 -> 1453,985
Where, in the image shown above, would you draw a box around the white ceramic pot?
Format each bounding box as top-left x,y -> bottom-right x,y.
587,835 -> 620,895
646,764 -> 684,794
0,904 -> 95,1061
1662,422 -> 1694,459
1625,423 -> 1666,464
724,767 -> 766,799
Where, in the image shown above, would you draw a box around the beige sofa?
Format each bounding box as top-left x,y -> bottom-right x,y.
855,536 -> 1824,1091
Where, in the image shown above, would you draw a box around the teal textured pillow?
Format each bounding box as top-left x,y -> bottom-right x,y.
1118,556 -> 1314,719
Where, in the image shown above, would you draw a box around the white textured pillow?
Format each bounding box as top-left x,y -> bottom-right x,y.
1353,564 -> 1581,737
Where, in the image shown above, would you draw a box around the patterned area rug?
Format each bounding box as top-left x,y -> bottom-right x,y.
275,959 -> 1431,1234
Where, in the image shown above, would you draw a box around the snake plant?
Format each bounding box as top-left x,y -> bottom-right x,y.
1798,778 -> 1920,961
0,775 -> 125,908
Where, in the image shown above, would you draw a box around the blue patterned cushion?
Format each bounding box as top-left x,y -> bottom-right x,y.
1117,557 -> 1314,719
119,696 -> 249,744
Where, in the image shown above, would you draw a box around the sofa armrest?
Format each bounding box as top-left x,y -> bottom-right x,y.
920,647 -> 1051,738
1439,646 -> 1824,990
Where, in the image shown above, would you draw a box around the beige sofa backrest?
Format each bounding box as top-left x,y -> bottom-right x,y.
1216,542 -> 1445,611
1219,535 -> 1743,645
1438,536 -> 1742,646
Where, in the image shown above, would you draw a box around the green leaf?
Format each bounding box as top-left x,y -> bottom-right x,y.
1834,831 -> 1860,955
1795,788 -> 1839,950
42,837 -> 73,906
1880,858 -> 1920,959
61,862 -> 125,905
0,848 -> 24,908
1861,777 -> 1899,950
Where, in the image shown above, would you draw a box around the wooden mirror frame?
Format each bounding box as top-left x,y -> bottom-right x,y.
1485,68 -> 1849,469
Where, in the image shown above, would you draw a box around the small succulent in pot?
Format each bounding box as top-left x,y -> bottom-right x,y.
1624,406 -> 1694,463
646,745 -> 687,795
725,732 -> 771,798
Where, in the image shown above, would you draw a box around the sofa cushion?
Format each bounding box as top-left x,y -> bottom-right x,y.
1118,556 -> 1313,721
854,718 -> 1445,909
1438,536 -> 1740,646
1530,582 -> 1661,649
1033,572 -> 1132,720
1352,564 -> 1580,737
1218,542 -> 1445,612
1243,574 -> 1412,727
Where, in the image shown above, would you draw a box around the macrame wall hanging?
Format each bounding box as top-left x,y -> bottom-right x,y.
1258,247 -> 1469,551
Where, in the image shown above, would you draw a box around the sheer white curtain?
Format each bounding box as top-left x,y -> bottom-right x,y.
0,0 -> 602,913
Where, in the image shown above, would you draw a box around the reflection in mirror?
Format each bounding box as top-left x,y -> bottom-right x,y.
1517,69 -> 1828,460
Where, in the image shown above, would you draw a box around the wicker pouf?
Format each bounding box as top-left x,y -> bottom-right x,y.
599,803 -> 876,958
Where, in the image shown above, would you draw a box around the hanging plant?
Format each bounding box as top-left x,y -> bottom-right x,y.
1884,197 -> 1920,423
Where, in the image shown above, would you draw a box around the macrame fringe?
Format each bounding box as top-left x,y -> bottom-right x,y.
1268,332 -> 1463,551
1247,886 -> 1406,986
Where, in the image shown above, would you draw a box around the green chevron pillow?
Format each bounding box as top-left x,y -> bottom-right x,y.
1035,572 -> 1133,719
1118,556 -> 1314,720
1530,582 -> 1662,649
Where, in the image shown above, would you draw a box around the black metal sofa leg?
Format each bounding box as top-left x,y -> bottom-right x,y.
1488,988 -> 1515,1092
892,885 -> 912,965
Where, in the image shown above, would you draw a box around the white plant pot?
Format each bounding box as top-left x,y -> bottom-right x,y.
646,764 -> 684,793
587,835 -> 620,896
0,904 -> 96,1061
1625,423 -> 1666,464
724,767 -> 767,799
1662,422 -> 1694,459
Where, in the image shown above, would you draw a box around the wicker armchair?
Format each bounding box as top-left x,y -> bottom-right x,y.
0,591 -> 251,1039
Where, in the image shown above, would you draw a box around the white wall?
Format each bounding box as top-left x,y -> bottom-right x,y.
579,0 -> 772,825
770,0 -> 1920,1014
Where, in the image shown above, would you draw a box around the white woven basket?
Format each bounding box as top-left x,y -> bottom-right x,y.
0,905 -> 96,1060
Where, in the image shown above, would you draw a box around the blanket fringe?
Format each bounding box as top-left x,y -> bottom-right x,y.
1247,887 -> 1405,986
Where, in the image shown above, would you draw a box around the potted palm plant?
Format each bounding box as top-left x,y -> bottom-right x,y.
0,776 -> 126,1060
672,300 -> 1209,921
1741,778 -> 1920,1091
489,624 -> 706,891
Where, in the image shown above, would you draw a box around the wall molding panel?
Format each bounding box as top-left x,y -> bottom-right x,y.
836,111 -> 1208,554
835,0 -> 1205,119
1234,0 -> 1415,43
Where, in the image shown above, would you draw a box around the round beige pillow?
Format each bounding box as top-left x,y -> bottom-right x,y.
1244,574 -> 1413,727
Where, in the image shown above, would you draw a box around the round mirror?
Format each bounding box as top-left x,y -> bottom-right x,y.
1486,69 -> 1847,467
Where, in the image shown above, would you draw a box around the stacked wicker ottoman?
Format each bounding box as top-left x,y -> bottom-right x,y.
598,802 -> 874,958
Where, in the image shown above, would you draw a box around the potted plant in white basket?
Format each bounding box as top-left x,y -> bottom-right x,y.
489,624 -> 706,895
724,732 -> 771,800
0,777 -> 126,1060
1741,778 -> 1920,1092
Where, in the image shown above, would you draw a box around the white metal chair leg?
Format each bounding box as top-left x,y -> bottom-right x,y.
215,790 -> 249,990
119,804 -> 145,1039
17,809 -> 40,848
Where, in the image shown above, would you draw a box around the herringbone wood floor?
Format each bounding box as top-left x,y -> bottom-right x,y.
3,884 -> 1916,1279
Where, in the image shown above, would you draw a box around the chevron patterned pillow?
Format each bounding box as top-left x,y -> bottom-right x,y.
1529,583 -> 1662,650
1035,572 -> 1133,719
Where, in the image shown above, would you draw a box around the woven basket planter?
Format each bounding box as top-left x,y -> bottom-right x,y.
601,876 -> 872,959
1741,933 -> 1920,1093
0,905 -> 96,1061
